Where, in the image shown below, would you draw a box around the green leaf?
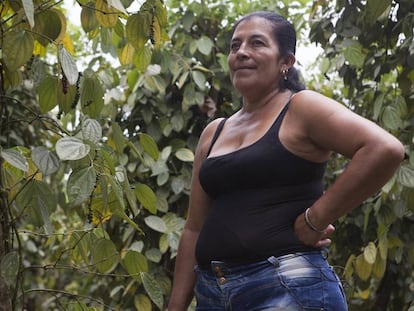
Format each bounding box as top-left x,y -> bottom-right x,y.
175,148 -> 194,162
1,149 -> 28,172
22,0 -> 35,28
134,294 -> 152,311
139,133 -> 159,160
397,165 -> 414,188
67,166 -> 96,206
70,231 -> 92,265
126,12 -> 151,49
2,30 -> 34,70
31,146 -> 60,175
123,250 -> 148,282
134,46 -> 152,72
135,183 -> 157,214
81,118 -> 102,144
95,0 -> 118,28
140,272 -> 164,310
365,0 -> 391,25
342,39 -> 365,68
145,248 -> 162,263
355,254 -> 372,281
58,45 -> 79,85
363,242 -> 377,264
192,70 -> 206,90
144,215 -> 167,233
33,9 -> 64,46
56,137 -> 91,161
80,75 -> 104,118
80,2 -> 99,33
91,238 -> 119,273
381,105 -> 402,130
197,36 -> 214,55
37,76 -> 59,113
107,0 -> 127,14
15,180 -> 56,227
372,253 -> 386,279
0,251 -> 19,286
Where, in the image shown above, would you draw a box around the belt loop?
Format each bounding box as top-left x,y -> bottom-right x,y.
267,256 -> 280,267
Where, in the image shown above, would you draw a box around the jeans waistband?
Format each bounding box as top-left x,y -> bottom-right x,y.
197,250 -> 328,271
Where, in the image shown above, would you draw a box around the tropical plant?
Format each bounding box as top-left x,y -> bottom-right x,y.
0,0 -> 413,310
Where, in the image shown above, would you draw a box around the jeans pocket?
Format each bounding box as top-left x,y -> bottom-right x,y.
278,266 -> 325,310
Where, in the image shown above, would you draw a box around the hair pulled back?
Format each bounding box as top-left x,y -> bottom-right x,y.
232,11 -> 305,92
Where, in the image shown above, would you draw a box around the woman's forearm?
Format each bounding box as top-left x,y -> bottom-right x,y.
309,138 -> 404,228
168,227 -> 200,311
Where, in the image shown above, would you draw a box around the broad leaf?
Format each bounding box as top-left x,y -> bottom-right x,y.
95,0 -> 118,28
139,133 -> 159,160
123,250 -> 148,282
81,118 -> 102,144
81,2 -> 99,33
2,30 -> 34,70
56,137 -> 91,161
21,0 -> 35,28
363,242 -> 377,264
135,183 -> 157,214
58,45 -> 79,85
140,272 -> 164,310
1,149 -> 28,172
31,146 -> 60,175
175,148 -> 194,162
37,76 -> 59,112
80,75 -> 104,118
91,238 -> 119,273
67,166 -> 97,206
144,215 -> 167,233
0,251 -> 19,286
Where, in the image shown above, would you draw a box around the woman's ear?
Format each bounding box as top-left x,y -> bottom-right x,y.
285,54 -> 296,69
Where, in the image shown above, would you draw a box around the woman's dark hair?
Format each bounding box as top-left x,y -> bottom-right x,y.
232,11 -> 306,92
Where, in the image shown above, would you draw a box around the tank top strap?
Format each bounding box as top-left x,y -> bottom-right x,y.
205,118 -> 227,157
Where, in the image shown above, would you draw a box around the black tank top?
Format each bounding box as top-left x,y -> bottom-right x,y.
196,103 -> 327,266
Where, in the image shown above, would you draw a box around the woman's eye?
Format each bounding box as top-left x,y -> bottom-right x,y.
252,40 -> 264,46
230,43 -> 240,51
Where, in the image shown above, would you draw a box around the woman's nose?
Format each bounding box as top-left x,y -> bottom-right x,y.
236,43 -> 250,59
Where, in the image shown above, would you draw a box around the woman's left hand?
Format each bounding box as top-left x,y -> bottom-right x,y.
294,212 -> 335,248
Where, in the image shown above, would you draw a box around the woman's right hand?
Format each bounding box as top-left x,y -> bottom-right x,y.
294,211 -> 335,248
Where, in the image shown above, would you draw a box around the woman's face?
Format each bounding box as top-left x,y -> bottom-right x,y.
228,17 -> 285,96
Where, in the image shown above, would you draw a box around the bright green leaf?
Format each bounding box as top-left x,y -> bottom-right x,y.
355,254 -> 372,281
135,183 -> 157,214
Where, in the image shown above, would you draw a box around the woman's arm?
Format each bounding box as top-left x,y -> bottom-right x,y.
168,119 -> 222,311
291,90 -> 405,246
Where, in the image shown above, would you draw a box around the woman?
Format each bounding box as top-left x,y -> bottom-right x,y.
168,11 -> 404,311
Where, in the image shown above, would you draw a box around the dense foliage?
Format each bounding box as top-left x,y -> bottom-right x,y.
0,0 -> 413,310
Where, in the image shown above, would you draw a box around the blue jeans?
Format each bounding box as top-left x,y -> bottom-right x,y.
194,251 -> 347,310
